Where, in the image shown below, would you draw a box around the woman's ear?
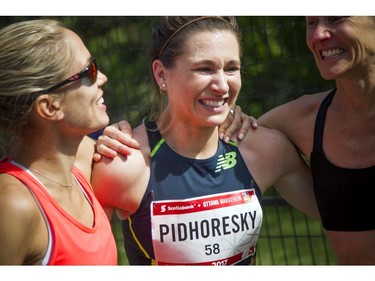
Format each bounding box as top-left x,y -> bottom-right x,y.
152,59 -> 166,88
34,94 -> 64,120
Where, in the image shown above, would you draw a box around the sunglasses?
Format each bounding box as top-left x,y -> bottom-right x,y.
39,57 -> 98,94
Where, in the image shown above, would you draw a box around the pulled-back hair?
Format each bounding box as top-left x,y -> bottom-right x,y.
0,19 -> 73,156
148,16 -> 242,120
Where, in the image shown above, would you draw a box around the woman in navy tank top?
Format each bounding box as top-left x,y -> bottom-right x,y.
92,16 -> 320,265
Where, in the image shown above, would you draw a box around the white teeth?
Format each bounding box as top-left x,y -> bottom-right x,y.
322,48 -> 344,58
201,99 -> 225,107
97,97 -> 104,106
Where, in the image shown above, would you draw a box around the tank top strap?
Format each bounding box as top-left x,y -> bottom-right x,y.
312,88 -> 336,153
143,117 -> 162,150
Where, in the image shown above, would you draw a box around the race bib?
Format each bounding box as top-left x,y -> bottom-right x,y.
151,189 -> 262,265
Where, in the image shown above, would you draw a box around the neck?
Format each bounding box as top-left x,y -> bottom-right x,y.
11,134 -> 79,183
334,83 -> 375,116
28,167 -> 74,188
157,117 -> 219,159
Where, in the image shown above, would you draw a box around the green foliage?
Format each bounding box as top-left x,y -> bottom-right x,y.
237,16 -> 334,118
0,16 -> 334,125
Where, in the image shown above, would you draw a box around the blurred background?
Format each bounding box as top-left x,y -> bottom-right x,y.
0,16 -> 336,265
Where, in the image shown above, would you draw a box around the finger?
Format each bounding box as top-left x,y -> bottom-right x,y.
93,152 -> 102,162
250,116 -> 258,129
97,135 -> 134,157
222,106 -> 242,143
237,113 -> 251,140
96,137 -> 119,158
237,114 -> 259,140
233,105 -> 242,123
218,110 -> 234,140
103,123 -> 140,149
118,120 -> 132,134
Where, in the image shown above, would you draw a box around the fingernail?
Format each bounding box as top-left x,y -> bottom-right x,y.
239,133 -> 244,140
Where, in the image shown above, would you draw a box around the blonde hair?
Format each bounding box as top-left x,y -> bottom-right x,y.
0,19 -> 73,156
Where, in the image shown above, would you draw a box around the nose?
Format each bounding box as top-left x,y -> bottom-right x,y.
97,70 -> 108,86
210,70 -> 229,95
312,22 -> 332,41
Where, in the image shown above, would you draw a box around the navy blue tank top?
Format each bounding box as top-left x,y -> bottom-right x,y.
311,89 -> 375,231
122,119 -> 263,265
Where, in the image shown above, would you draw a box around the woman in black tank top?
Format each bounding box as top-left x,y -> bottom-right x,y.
252,17 -> 375,264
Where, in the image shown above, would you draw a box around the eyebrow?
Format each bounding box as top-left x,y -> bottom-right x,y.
192,59 -> 241,66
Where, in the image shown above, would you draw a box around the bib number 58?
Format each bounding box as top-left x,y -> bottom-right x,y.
205,243 -> 220,255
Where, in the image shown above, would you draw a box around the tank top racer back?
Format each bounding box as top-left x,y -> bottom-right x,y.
122,119 -> 263,265
310,89 -> 375,231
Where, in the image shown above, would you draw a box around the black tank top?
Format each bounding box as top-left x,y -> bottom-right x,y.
310,89 -> 375,231
122,119 -> 263,265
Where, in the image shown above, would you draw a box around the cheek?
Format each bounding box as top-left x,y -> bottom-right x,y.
63,95 -> 93,120
236,78 -> 242,92
230,76 -> 241,95
227,80 -> 241,106
305,31 -> 314,52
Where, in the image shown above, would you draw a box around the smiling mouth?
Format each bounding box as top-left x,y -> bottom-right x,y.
199,98 -> 228,109
96,97 -> 105,106
321,48 -> 345,60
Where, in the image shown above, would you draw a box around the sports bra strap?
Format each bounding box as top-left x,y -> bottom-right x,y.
312,88 -> 336,153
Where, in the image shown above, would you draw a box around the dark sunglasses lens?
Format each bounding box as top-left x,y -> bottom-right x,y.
88,60 -> 98,84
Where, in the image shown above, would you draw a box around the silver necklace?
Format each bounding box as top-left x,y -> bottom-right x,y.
29,168 -> 74,188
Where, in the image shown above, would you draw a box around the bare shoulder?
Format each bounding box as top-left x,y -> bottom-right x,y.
237,125 -> 292,168
259,90 -> 330,127
257,90 -> 332,155
0,174 -> 44,264
0,174 -> 40,221
289,91 -> 329,110
242,125 -> 292,152
237,125 -> 301,191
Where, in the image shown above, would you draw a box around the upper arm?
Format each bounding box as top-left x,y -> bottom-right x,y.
271,132 -> 320,220
258,94 -> 323,157
258,99 -> 298,132
91,125 -> 151,219
91,154 -> 130,217
91,146 -> 149,219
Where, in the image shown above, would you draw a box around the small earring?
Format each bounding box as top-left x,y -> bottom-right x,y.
159,83 -> 166,95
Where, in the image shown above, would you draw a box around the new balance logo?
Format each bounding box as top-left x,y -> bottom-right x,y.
215,151 -> 237,172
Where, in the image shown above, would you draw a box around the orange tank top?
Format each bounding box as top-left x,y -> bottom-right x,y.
0,160 -> 117,265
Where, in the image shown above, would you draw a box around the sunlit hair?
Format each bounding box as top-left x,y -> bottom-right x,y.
0,19 -> 73,157
148,16 -> 242,121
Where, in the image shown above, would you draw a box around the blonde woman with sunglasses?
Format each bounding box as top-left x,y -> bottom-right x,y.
0,19 -> 117,265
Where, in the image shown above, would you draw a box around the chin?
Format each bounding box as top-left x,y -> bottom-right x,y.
207,116 -> 226,127
93,118 -> 110,131
320,72 -> 338,81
